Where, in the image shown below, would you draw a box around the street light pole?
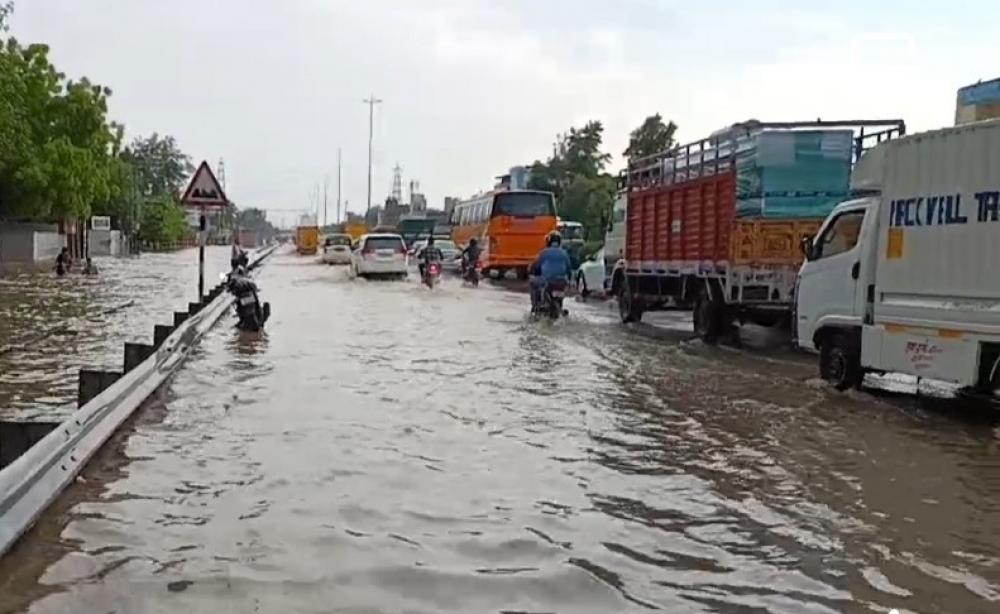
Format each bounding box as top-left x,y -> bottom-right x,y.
336,147 -> 342,224
363,94 -> 382,217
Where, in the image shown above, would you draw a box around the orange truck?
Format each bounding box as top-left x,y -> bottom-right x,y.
295,225 -> 319,255
616,119 -> 906,341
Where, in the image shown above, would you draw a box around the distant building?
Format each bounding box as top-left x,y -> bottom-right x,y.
365,206 -> 382,228
444,197 -> 460,216
495,165 -> 531,190
380,197 -> 410,228
410,192 -> 427,213
956,77 -> 1000,125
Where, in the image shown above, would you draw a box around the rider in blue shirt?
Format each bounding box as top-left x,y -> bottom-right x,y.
529,231 -> 572,310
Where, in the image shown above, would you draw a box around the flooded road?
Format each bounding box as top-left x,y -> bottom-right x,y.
2,251 -> 999,613
0,248 -> 233,419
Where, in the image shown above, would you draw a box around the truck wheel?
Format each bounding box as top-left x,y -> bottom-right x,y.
693,290 -> 723,343
619,281 -> 643,323
820,334 -> 862,391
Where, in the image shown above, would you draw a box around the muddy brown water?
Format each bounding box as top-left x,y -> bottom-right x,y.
0,247 -> 233,419
1,250 -> 998,613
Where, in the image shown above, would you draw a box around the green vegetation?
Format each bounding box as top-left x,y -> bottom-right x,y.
623,113 -> 677,162
528,121 -> 617,240
0,4 -> 124,221
527,115 -> 678,245
0,3 -> 196,246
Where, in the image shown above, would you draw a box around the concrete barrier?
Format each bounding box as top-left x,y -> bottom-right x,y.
0,245 -> 277,559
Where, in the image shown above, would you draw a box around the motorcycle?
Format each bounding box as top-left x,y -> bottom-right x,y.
533,279 -> 569,320
226,274 -> 271,331
462,256 -> 481,287
423,261 -> 442,289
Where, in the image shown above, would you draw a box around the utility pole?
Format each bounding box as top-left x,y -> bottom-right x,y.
323,178 -> 329,228
363,94 -> 382,216
336,147 -> 342,224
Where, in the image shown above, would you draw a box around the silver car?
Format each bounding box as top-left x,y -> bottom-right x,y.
413,239 -> 462,273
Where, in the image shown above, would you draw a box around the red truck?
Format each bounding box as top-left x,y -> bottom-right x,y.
617,119 -> 905,342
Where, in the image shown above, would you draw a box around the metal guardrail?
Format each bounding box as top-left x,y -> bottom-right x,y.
0,245 -> 277,558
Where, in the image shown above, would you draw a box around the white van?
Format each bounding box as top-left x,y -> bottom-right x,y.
796,119 -> 1000,395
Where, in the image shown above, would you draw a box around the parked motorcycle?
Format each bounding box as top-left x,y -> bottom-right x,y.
533,279 -> 569,320
226,272 -> 270,331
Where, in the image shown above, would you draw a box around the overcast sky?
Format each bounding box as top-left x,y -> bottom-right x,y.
11,0 -> 1000,227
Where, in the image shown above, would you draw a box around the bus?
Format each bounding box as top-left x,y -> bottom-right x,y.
451,189 -> 557,278
398,217 -> 437,248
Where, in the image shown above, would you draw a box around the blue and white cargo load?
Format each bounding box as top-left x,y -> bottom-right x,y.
796,118 -> 1000,395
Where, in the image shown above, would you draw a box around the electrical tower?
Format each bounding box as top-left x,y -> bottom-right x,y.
391,163 -> 403,202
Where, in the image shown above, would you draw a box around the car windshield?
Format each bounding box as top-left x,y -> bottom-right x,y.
325,236 -> 351,247
364,237 -> 403,251
434,241 -> 456,250
559,225 -> 585,240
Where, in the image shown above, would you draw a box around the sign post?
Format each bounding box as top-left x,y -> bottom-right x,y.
180,161 -> 229,300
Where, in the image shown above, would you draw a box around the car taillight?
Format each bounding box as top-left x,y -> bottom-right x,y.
397,245 -> 406,254
362,248 -> 374,256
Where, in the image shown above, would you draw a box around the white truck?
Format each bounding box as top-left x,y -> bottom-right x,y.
796,119 -> 1000,395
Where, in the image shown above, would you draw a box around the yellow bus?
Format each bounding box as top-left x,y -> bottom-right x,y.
450,189 -> 557,279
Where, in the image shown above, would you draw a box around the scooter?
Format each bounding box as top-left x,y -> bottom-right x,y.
423,261 -> 442,289
533,279 -> 569,320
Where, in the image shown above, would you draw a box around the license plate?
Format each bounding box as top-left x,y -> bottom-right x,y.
239,295 -> 256,306
550,290 -> 564,298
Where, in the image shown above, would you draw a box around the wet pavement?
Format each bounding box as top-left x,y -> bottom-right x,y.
0,247 -> 233,419
1,251 -> 999,613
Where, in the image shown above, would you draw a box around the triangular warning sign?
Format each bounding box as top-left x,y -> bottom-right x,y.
181,161 -> 229,207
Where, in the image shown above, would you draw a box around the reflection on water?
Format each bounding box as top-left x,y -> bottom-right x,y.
1,253 -> 999,613
0,247 -> 233,419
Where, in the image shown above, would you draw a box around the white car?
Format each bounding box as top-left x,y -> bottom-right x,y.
321,234 -> 353,265
350,234 -> 408,279
575,247 -> 608,298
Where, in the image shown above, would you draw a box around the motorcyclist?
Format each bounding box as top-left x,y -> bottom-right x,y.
418,236 -> 444,280
529,231 -> 572,311
461,237 -> 481,276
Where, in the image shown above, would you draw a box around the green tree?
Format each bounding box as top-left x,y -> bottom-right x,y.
138,196 -> 189,245
0,2 -> 12,32
623,113 -> 678,162
122,133 -> 193,198
0,9 -> 124,222
528,120 -> 616,240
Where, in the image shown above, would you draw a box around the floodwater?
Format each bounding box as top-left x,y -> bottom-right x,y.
1,250 -> 999,613
0,247 -> 232,419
